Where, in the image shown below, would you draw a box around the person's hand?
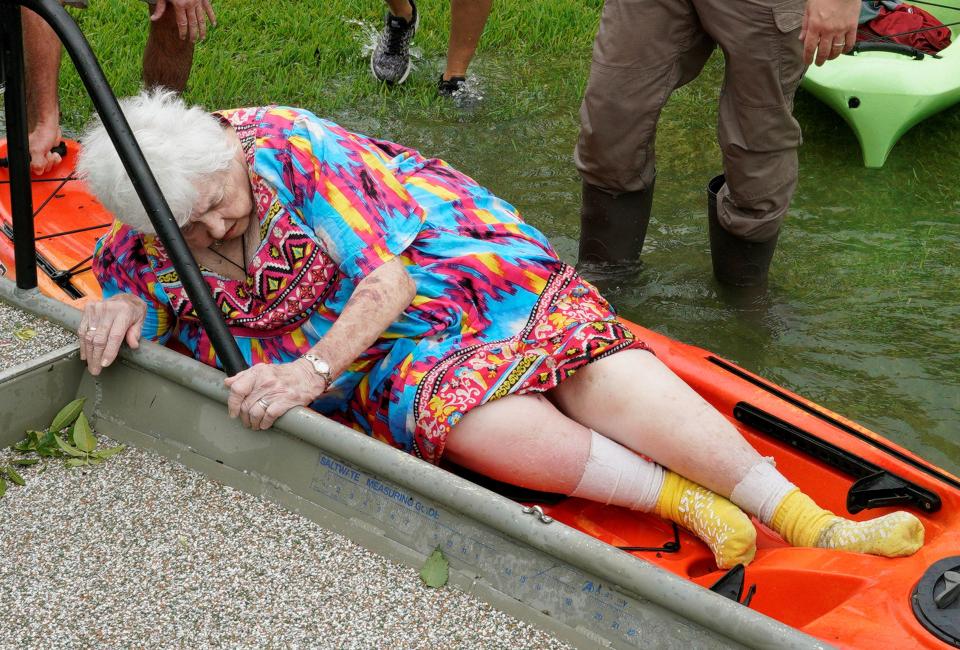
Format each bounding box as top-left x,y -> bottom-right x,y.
78,294 -> 147,375
28,122 -> 63,176
151,0 -> 217,42
801,0 -> 860,66
225,360 -> 327,430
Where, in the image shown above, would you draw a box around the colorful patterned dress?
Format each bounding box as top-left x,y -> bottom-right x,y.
93,106 -> 644,463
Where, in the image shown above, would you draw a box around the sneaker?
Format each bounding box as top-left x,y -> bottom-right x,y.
437,75 -> 467,97
371,0 -> 419,85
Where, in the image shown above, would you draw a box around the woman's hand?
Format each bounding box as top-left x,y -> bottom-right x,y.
78,294 -> 147,375
224,360 -> 325,430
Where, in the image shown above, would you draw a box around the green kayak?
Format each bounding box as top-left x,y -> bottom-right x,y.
801,0 -> 960,168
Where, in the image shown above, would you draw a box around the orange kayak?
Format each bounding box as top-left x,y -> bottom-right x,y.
2,139 -> 957,648
0,139 -> 106,308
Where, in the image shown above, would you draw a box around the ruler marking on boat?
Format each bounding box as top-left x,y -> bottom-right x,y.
308,452 -> 681,647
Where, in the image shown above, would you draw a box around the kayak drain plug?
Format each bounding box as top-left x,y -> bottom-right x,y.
912,556 -> 960,646
848,97 -> 861,109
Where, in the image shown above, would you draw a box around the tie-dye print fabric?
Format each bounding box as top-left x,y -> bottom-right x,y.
93,106 -> 643,463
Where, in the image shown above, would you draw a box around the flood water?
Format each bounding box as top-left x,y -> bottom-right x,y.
336,59 -> 960,477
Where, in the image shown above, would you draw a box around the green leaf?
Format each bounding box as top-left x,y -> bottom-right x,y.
91,445 -> 125,460
419,548 -> 449,588
3,466 -> 25,486
37,431 -> 60,457
35,445 -> 56,458
65,458 -> 89,468
13,327 -> 36,341
14,431 -> 41,452
54,434 -> 86,458
72,413 -> 96,453
50,398 -> 86,433
0,477 -> 6,498
10,458 -> 39,466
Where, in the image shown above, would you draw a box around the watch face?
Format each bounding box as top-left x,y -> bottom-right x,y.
306,355 -> 330,375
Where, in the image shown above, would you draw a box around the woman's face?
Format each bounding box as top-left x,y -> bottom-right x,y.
181,153 -> 254,249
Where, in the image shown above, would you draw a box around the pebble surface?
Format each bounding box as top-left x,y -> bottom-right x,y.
0,299 -> 571,649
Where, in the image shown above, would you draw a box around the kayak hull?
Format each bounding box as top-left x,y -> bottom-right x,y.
0,140 -> 107,307
800,6 -> 960,168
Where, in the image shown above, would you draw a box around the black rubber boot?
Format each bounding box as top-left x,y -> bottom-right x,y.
708,175 -> 779,287
577,180 -> 654,280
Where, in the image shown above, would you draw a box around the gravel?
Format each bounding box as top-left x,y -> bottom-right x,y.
0,299 -> 571,649
0,299 -> 76,367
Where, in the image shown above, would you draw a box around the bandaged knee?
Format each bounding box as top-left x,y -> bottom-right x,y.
569,430 -> 664,512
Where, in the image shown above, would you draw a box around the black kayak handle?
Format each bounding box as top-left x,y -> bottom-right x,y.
0,140 -> 68,168
848,41 -> 928,60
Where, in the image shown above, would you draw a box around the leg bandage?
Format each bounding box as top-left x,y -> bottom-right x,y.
729,457 -> 796,526
570,430 -> 664,512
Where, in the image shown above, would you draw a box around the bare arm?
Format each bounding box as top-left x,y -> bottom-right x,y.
225,257 -> 417,429
22,7 -> 63,175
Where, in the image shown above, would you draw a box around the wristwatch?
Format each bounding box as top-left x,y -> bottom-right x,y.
301,353 -> 334,390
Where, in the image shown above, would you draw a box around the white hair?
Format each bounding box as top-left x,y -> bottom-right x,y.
76,89 -> 235,233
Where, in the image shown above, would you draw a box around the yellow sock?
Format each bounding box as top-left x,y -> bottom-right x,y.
771,489 -> 924,557
654,471 -> 756,569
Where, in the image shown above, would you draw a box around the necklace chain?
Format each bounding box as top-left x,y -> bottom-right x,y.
207,233 -> 247,272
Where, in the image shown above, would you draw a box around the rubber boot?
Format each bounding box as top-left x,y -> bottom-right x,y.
707,175 -> 779,287
577,180 -> 654,280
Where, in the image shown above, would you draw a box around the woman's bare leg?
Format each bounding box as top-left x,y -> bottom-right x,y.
445,393 -> 591,493
550,348 -> 923,557
444,0 -> 493,79
550,349 -> 762,496
445,392 -> 757,567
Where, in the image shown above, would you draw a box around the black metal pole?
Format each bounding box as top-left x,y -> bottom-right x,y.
0,3 -> 38,290
5,0 -> 247,375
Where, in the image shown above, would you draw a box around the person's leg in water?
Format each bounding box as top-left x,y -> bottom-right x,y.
142,0 -> 212,92
445,393 -> 758,569
22,6 -> 64,175
549,349 -> 924,558
438,0 -> 493,96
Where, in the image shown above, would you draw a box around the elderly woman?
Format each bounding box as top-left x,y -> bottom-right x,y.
76,90 -> 922,569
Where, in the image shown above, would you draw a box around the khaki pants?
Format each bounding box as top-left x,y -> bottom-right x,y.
575,0 -> 807,242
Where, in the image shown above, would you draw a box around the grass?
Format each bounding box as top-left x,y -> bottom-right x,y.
54,0 -> 602,130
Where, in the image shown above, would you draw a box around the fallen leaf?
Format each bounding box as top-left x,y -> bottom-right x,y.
50,398 -> 86,433
72,413 -> 97,453
3,466 -> 25,486
419,548 -> 449,588
13,327 -> 36,341
54,434 -> 86,458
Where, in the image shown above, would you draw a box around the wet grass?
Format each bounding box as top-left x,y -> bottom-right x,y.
53,0 -> 600,130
